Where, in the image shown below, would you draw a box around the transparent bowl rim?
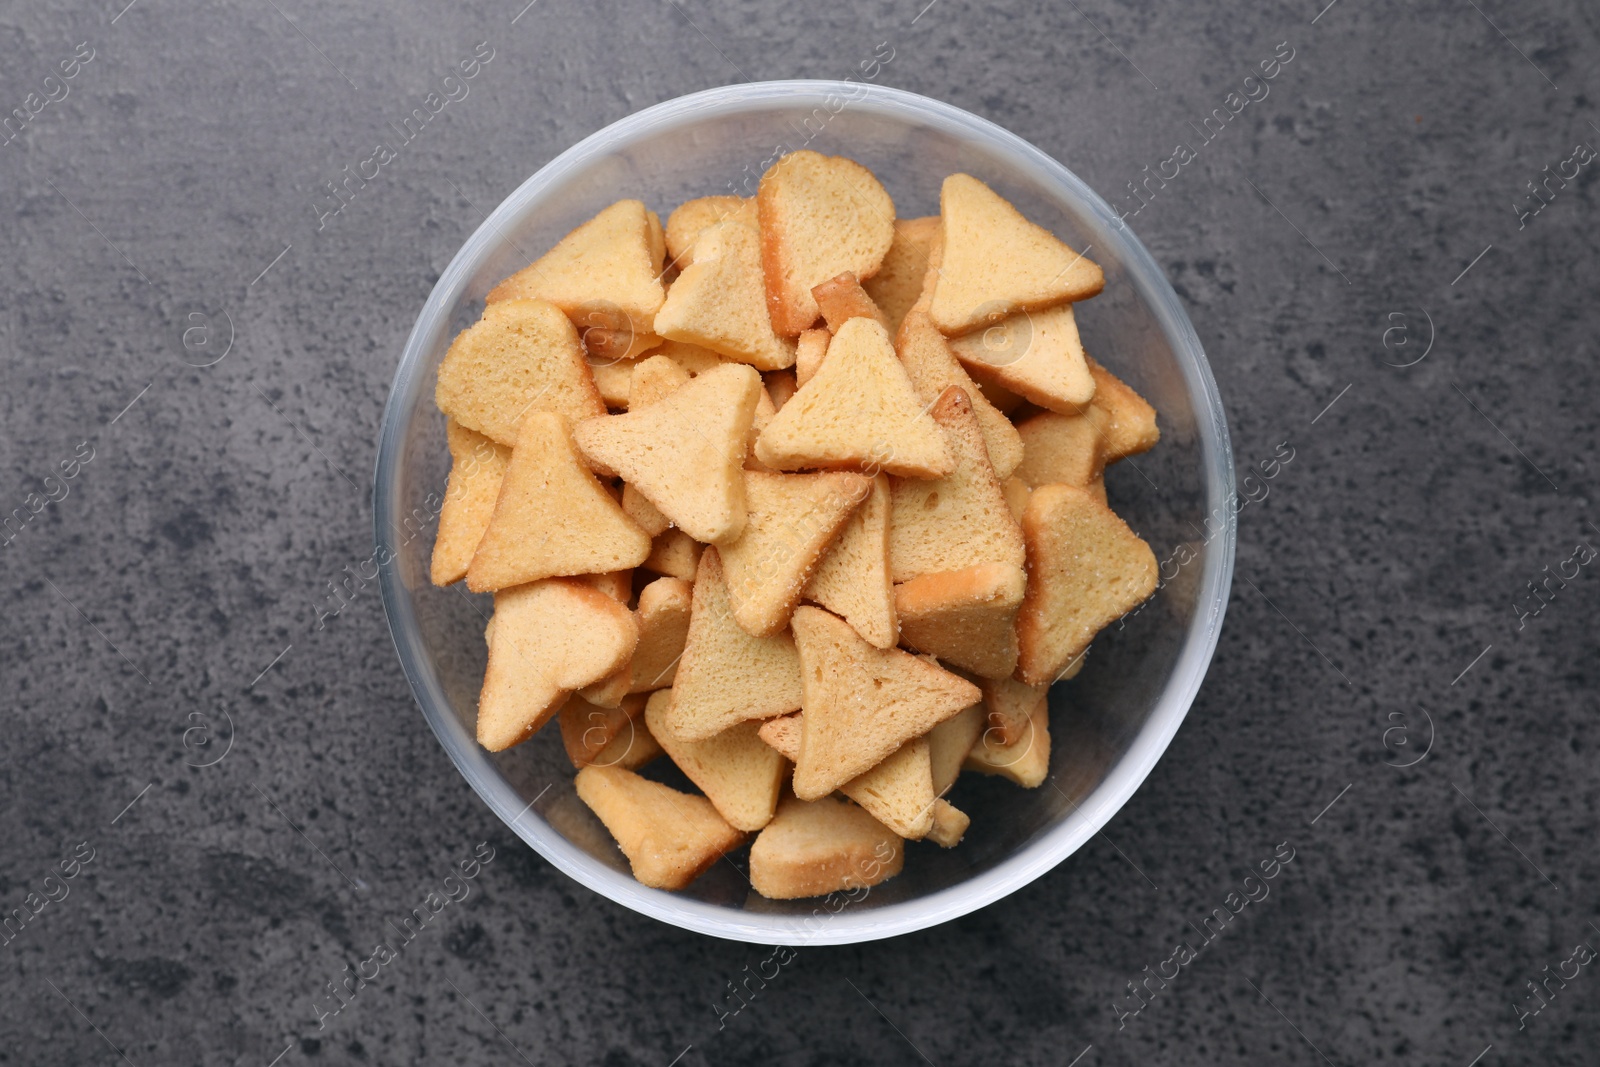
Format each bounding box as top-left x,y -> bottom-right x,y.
375,79 -> 1236,945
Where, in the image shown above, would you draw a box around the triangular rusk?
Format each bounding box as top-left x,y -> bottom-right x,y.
948,302 -> 1095,412
748,794 -> 903,900
1086,356 -> 1160,461
754,317 -> 953,478
789,605 -> 980,801
645,690 -> 786,832
628,576 -> 693,693
477,579 -> 639,751
928,704 -> 984,795
895,310 -> 1023,479
486,200 -> 666,337
1015,484 -> 1157,685
887,386 -> 1025,583
665,195 -> 751,269
718,470 -> 872,636
654,219 -> 796,371
642,529 -> 702,581
981,675 -> 1048,747
893,562 -> 1026,680
558,693 -> 646,767
573,362 -> 761,544
812,272 -> 890,333
760,715 -> 936,839
928,174 -> 1103,335
664,548 -> 804,742
466,413 -> 651,592
864,216 -> 939,335
964,691 -> 1050,788
803,473 -> 897,649
431,421 -> 511,586
435,298 -> 605,446
574,764 -> 744,890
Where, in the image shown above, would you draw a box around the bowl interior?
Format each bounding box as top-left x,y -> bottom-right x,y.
376,82 -> 1233,944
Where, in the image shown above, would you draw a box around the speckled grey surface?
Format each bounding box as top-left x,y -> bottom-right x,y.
2,1 -> 1597,1064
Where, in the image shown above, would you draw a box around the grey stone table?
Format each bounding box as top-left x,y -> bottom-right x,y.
3,1 -> 1596,1064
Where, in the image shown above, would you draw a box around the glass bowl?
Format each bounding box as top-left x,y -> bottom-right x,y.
375,80 -> 1234,945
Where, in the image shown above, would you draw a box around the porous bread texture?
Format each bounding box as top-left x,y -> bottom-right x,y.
642,529 -> 701,581
486,199 -> 666,337
1015,484 -> 1158,685
755,317 -> 953,479
435,297 -> 605,447
573,361 -> 761,544
794,328 -> 831,388
465,412 -> 651,592
928,173 -> 1103,335
758,150 -> 896,335
575,764 -> 744,890
812,272 -> 890,332
789,605 -> 980,801
948,302 -> 1096,413
964,692 -> 1050,787
586,356 -> 634,408
895,310 -> 1023,480
628,576 -> 693,693
893,562 -> 1026,680
887,386 -> 1025,583
665,195 -> 751,269
1013,407 -> 1107,500
748,793 -> 904,900
864,216 -> 939,336
1086,355 -> 1160,461
431,421 -> 511,586
654,219 -> 796,371
927,703 -> 985,795
477,578 -> 639,751
717,469 -> 873,637
665,548 -> 805,742
803,473 -> 897,649
559,692 -> 646,767
759,715 -> 936,839
980,674 -> 1047,747
645,690 -> 785,832
1001,475 -> 1031,521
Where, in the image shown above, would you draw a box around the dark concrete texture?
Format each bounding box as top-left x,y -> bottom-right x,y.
1,0 -> 1597,1064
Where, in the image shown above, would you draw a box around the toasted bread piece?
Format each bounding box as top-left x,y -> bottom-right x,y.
948,302 -> 1096,412
559,693 -> 647,766
435,298 -> 606,446
628,353 -> 692,406
887,387 -> 1025,583
577,661 -> 632,707
629,576 -> 693,693
477,579 -> 639,751
755,317 -> 954,478
803,473 -> 897,649
894,562 -> 1026,679
812,272 -> 890,333
466,413 -> 651,592
789,606 -> 980,800
581,570 -> 633,602
927,703 -> 984,795
718,470 -> 873,636
655,219 -> 796,371
1086,356 -> 1159,461
760,715 -> 936,839
908,227 -> 942,319
928,174 -> 1103,335
794,328 -> 831,388
586,356 -> 635,408
652,338 -> 726,378
591,714 -> 664,770
981,675 -> 1047,747
1013,407 -> 1106,498
432,422 -> 512,585
1016,484 -> 1158,685
926,799 -> 970,848
757,150 -> 896,336
642,528 -> 701,581
646,691 -> 786,831
765,369 -> 798,410
1001,475 -> 1031,521
622,483 -> 671,537
748,794 -> 904,899
486,200 -> 666,337
665,195 -> 750,269
666,548 -> 805,741
744,383 -> 779,472
864,216 -> 938,336
895,310 -> 1023,480
575,764 -> 744,890
965,692 -> 1050,787
583,325 -> 661,362
574,362 -> 761,544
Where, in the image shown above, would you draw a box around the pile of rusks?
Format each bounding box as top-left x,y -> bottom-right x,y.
429,150 -> 1160,900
